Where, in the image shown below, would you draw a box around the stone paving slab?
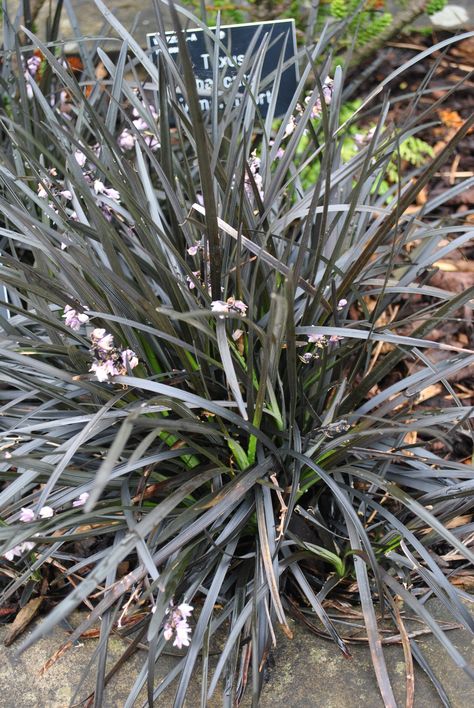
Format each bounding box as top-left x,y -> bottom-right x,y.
259,614 -> 474,708
35,0 -> 172,51
29,1 -> 474,53
1,600 -> 473,707
0,615 -> 208,707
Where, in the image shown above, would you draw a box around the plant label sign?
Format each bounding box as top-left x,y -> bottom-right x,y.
147,19 -> 298,118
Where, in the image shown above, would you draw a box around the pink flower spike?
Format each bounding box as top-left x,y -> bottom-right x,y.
173,619 -> 191,649
39,506 -> 54,519
19,507 -> 35,523
73,492 -> 89,508
178,603 -> 193,618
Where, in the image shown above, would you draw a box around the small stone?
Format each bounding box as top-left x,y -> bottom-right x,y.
430,5 -> 469,28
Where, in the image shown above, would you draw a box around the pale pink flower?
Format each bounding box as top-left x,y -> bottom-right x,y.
329,334 -> 343,343
177,603 -> 193,618
73,492 -> 89,507
89,330 -> 139,382
4,541 -> 35,561
121,349 -> 139,370
4,545 -> 23,561
299,352 -> 313,364
232,329 -> 244,341
19,507 -> 35,522
74,150 -> 87,167
26,55 -> 41,77
63,305 -> 90,331
143,134 -> 160,150
118,130 -> 135,150
283,115 -> 297,138
308,333 -> 326,344
94,180 -> 120,203
90,329 -> 114,351
103,187 -> 121,202
39,506 -> 54,518
354,126 -> 376,149
132,117 -> 148,132
187,242 -> 202,257
37,183 -> 48,199
244,152 -> 264,201
212,298 -> 247,317
89,360 -> 118,382
231,299 -> 247,316
211,300 -> 229,316
251,172 -> 264,201
163,601 -> 193,649
174,619 -> 191,649
132,105 -> 158,120
307,77 -> 334,119
186,271 -> 201,289
337,299 -> 347,311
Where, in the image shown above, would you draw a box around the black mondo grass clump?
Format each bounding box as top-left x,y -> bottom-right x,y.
0,1 -> 473,705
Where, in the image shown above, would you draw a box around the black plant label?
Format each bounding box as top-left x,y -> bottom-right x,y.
147,19 -> 298,118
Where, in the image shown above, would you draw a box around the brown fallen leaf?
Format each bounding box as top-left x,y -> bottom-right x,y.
416,383 -> 443,403
437,109 -> 472,132
450,36 -> 474,63
4,596 -> 43,646
430,269 -> 474,293
450,571 -> 474,590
